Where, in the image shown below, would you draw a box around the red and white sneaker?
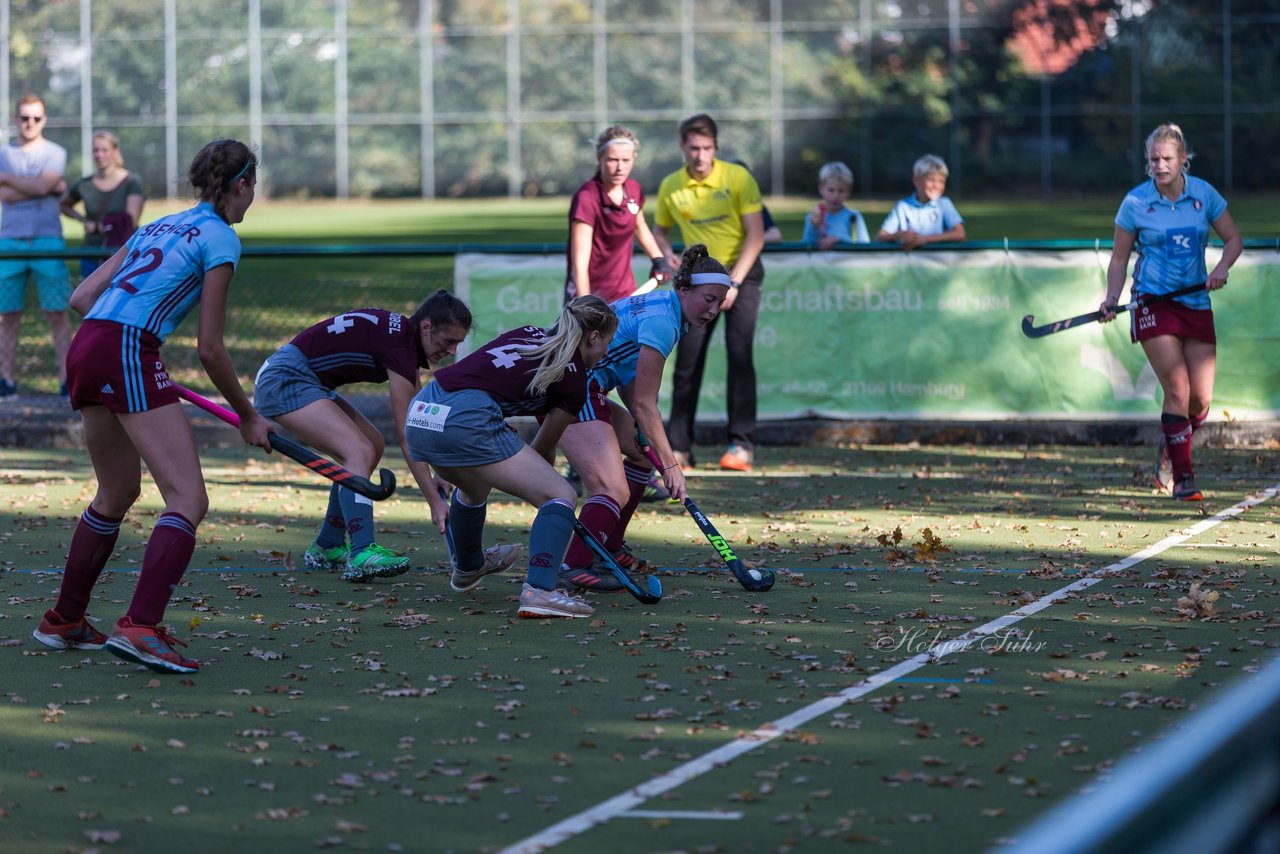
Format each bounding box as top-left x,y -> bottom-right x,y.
31,610 -> 108,650
1172,474 -> 1203,502
105,617 -> 200,674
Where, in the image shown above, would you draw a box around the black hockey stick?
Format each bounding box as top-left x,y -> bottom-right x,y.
635,430 -> 775,592
176,385 -> 397,501
1022,282 -> 1207,338
570,519 -> 662,605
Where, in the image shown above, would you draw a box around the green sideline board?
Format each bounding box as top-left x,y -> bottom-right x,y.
455,248 -> 1280,420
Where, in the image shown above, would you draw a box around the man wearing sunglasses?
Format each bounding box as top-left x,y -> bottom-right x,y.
0,93 -> 70,399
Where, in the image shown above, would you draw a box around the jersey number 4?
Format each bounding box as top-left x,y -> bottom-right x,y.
326,312 -> 382,334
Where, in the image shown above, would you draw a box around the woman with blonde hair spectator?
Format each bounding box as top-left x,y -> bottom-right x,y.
61,130 -> 145,279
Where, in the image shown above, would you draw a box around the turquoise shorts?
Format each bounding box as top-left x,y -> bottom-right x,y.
0,237 -> 71,312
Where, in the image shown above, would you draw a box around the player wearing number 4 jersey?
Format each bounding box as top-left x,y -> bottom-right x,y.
1099,123 -> 1242,502
33,139 -> 273,675
253,291 -> 473,583
556,244 -> 731,593
404,296 -> 617,618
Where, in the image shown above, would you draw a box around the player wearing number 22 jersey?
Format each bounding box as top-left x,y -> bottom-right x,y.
43,140 -> 270,677
68,201 -> 242,413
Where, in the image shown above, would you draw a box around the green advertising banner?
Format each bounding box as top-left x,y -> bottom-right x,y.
455,248 -> 1280,421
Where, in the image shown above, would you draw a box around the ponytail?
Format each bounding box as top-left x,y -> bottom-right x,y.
521,295 -> 618,395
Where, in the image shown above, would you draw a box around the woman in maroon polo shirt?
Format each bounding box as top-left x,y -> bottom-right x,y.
565,124 -> 670,304
564,125 -> 673,501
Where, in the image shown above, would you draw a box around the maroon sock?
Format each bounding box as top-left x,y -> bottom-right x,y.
1162,415 -> 1194,481
125,512 -> 197,626
53,507 -> 123,621
1190,411 -> 1208,432
604,461 -> 652,552
563,494 -> 621,569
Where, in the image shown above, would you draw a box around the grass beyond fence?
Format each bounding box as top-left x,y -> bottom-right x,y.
10,193 -> 1280,394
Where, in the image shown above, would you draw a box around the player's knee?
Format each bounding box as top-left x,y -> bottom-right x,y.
549,482 -> 578,506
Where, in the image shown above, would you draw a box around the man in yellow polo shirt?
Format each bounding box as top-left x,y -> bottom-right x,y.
653,113 -> 765,472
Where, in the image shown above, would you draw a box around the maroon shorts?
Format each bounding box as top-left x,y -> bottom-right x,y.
66,319 -> 180,413
1130,299 -> 1216,345
574,377 -> 615,425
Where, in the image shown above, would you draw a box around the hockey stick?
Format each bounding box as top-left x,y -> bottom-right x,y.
633,276 -> 660,295
1022,282 -> 1207,339
570,519 -> 662,604
634,430 -> 775,592
175,385 -> 397,501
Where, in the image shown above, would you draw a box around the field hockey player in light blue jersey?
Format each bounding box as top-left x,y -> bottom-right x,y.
555,244 -> 731,594
1100,123 -> 1243,502
31,139 -> 273,675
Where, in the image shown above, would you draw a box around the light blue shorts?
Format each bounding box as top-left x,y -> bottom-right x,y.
0,237 -> 71,312
404,382 -> 524,468
252,343 -> 337,417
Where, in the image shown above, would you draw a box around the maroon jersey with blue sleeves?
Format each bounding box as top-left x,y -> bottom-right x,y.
289,308 -> 425,388
433,326 -> 588,417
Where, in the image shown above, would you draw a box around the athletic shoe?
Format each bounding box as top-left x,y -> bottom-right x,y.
1153,436 -> 1172,491
518,583 -> 594,619
450,543 -> 523,592
0,378 -> 15,399
641,473 -> 670,503
31,610 -> 108,650
556,563 -> 625,593
612,542 -> 650,574
303,541 -> 349,571
1172,474 -> 1203,502
341,543 -> 412,582
564,464 -> 583,498
104,617 -> 199,674
672,450 -> 695,471
719,444 -> 753,472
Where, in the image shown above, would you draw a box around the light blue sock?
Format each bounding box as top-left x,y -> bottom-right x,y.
315,484 -> 346,549
528,500 -> 576,590
339,490 -> 376,552
446,491 -> 487,572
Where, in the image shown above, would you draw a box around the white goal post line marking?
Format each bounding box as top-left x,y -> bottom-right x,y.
500,483 -> 1280,854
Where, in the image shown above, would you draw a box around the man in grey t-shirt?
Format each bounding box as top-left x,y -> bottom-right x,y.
0,93 -> 70,399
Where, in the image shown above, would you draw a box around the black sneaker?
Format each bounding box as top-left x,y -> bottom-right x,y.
1172,474 -> 1203,502
1153,436 -> 1172,491
564,464 -> 583,499
556,563 -> 625,593
0,378 -> 16,399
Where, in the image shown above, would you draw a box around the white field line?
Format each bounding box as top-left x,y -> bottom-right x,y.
500,484 -> 1280,854
619,810 -> 743,820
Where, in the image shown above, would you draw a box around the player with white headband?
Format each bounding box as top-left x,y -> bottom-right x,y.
555,244 -> 733,593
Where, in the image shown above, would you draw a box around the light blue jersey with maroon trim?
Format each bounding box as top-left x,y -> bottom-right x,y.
1115,175 -> 1226,311
591,289 -> 686,392
85,201 -> 241,341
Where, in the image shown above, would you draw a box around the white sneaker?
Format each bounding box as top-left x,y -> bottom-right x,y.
517,583 -> 594,619
450,543 -> 523,592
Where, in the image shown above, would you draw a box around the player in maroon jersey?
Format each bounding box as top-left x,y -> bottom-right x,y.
253,289 -> 478,583
404,295 -> 617,618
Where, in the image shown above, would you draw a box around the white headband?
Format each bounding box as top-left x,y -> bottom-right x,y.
597,137 -> 637,157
